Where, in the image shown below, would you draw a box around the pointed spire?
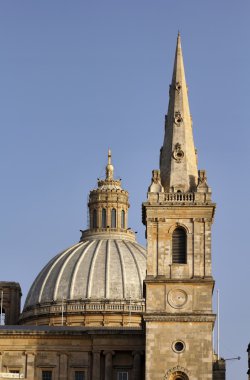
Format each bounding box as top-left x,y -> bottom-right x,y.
160,33 -> 198,193
172,31 -> 186,87
106,148 -> 114,180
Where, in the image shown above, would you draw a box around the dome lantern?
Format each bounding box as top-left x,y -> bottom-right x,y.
85,149 -> 131,239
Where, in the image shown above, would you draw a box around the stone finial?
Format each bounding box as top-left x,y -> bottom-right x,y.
106,148 -> 114,180
197,170 -> 211,193
148,170 -> 164,193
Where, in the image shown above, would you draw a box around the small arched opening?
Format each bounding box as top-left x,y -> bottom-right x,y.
111,208 -> 116,228
102,208 -> 107,228
169,372 -> 189,380
92,209 -> 97,228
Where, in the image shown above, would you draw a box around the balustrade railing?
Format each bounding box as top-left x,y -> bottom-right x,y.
23,301 -> 145,318
164,192 -> 195,202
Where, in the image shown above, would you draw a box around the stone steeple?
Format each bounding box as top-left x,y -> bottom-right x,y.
143,34 -> 217,380
160,32 -> 198,192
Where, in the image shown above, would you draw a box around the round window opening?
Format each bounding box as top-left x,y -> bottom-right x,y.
173,341 -> 185,353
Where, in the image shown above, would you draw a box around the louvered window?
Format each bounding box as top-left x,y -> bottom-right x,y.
172,227 -> 186,264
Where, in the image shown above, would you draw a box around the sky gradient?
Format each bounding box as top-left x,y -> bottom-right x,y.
0,1 -> 250,379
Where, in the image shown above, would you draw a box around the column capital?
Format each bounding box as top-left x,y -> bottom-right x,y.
132,350 -> 143,357
103,350 -> 115,356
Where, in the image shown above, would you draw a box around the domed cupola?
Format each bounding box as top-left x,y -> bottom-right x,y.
20,151 -> 146,327
83,149 -> 130,239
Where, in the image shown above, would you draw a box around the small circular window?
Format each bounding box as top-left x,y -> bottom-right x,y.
173,340 -> 185,353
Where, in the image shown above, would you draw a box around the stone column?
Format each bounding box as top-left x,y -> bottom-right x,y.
132,351 -> 142,380
103,351 -> 114,380
92,351 -> 101,380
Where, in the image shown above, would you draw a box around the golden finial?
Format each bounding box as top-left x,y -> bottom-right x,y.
106,148 -> 114,180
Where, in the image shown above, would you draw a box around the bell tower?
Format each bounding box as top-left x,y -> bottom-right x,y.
142,34 -> 216,380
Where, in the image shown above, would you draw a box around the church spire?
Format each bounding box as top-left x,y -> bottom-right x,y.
160,33 -> 198,192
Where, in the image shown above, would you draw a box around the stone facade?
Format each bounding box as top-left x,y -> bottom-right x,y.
0,282 -> 21,325
213,356 -> 226,380
0,327 -> 144,380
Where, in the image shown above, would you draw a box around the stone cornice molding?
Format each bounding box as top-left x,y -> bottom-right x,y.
144,276 -> 214,285
144,314 -> 216,323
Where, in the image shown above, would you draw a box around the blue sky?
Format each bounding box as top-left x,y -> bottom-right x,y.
0,1 -> 250,378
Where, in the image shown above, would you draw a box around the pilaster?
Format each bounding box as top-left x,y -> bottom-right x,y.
92,351 -> 101,380
59,353 -> 68,380
132,351 -> 142,380
26,352 -> 35,380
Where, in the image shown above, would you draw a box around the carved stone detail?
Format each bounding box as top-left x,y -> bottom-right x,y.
172,143 -> 184,163
174,111 -> 183,125
175,82 -> 182,93
148,170 -> 164,193
164,365 -> 190,380
197,169 -> 211,193
168,289 -> 188,308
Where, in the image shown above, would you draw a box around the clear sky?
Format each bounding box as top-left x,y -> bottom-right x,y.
0,1 -> 249,379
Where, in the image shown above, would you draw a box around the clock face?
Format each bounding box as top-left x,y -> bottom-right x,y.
168,289 -> 188,308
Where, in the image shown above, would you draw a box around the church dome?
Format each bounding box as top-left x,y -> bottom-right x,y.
20,151 -> 146,327
23,231 -> 146,308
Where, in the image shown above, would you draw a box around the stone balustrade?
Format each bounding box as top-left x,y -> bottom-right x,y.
21,300 -> 145,320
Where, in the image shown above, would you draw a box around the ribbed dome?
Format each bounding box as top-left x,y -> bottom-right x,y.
24,232 -> 146,310
21,151 -> 147,326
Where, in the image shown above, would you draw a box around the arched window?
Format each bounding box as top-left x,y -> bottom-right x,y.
172,227 -> 187,264
111,208 -> 116,228
93,209 -> 97,228
121,210 -> 125,229
170,373 -> 189,380
102,208 -> 107,228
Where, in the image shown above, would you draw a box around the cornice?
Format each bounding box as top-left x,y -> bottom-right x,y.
144,313 -> 216,323
144,276 -> 214,285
